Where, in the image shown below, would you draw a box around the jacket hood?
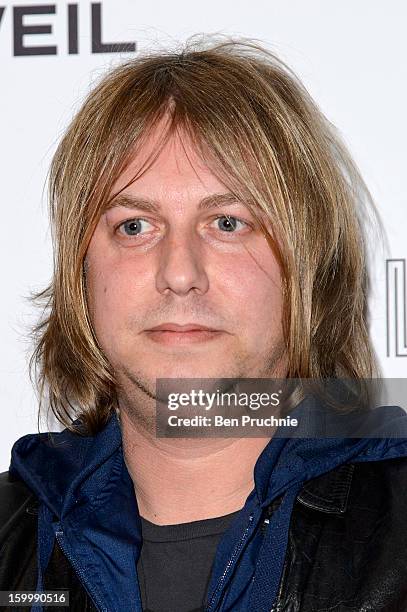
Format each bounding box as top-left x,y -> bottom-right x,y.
8,398 -> 407,612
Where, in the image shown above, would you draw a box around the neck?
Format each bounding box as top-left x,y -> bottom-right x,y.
119,407 -> 272,525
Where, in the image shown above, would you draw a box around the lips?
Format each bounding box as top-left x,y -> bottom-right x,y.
147,323 -> 218,332
144,323 -> 224,346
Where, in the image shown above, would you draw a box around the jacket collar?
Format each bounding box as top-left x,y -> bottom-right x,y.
296,462 -> 355,514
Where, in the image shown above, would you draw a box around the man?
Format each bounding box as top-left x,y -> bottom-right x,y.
1,37 -> 407,612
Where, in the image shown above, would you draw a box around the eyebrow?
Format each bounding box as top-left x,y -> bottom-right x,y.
104,192 -> 241,213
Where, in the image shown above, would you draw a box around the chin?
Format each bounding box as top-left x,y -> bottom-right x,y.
151,365 -> 222,381
142,358 -> 234,382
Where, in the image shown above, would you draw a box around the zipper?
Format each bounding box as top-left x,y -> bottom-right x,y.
260,496 -> 283,535
260,504 -> 273,536
260,516 -> 269,536
55,527 -> 106,612
204,513 -> 256,612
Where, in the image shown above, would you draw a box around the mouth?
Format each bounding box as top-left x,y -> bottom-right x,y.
144,323 -> 224,345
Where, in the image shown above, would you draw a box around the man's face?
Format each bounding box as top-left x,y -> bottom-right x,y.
85,125 -> 287,400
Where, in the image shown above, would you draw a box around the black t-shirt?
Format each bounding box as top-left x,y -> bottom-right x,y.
136,509 -> 241,612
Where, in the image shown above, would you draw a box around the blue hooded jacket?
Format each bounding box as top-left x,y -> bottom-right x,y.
8,398 -> 407,612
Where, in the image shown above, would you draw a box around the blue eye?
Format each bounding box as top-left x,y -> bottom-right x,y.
119,219 -> 152,236
115,215 -> 249,241
214,215 -> 245,232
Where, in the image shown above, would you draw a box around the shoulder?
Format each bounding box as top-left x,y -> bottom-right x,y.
0,470 -> 38,542
282,456 -> 407,609
351,454 -> 407,493
348,454 -> 407,514
295,454 -> 407,525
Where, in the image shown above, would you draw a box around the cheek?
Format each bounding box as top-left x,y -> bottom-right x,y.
87,261 -> 146,327
85,260 -> 142,360
86,229 -> 152,314
85,240 -> 126,332
214,247 -> 282,304
214,248 -> 283,342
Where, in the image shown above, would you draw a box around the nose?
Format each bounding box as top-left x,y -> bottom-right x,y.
155,227 -> 209,296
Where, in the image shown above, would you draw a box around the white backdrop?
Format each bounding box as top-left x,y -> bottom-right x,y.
1,0 -> 406,471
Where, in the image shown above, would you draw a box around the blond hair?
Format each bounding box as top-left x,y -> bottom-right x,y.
31,35 -> 382,434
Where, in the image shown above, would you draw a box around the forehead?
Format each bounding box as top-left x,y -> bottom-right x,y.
109,121 -> 228,206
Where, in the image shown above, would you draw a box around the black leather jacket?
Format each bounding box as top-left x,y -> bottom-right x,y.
1,457 -> 407,611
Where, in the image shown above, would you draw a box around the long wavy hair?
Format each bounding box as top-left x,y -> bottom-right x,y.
31,35 -> 383,434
